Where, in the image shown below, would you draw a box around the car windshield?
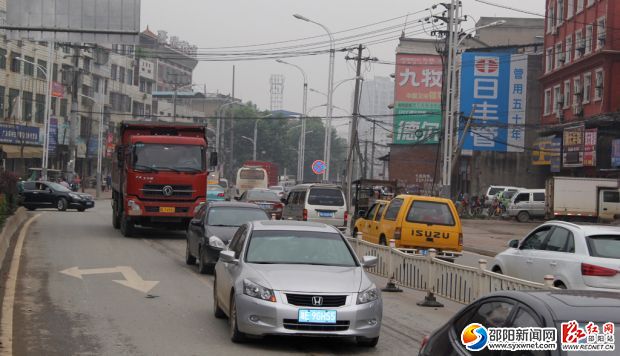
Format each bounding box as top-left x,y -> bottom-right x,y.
246,230 -> 357,266
133,143 -> 205,172
488,187 -> 503,196
207,207 -> 268,227
587,235 -> 620,259
246,190 -> 279,202
307,188 -> 345,206
48,182 -> 70,192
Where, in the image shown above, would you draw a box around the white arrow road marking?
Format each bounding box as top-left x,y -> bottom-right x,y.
60,266 -> 159,294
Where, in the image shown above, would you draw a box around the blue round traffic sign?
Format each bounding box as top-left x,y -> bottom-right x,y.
312,160 -> 327,175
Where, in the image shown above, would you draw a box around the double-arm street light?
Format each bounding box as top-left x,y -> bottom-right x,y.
294,13 -> 335,182
16,47 -> 54,182
276,59 -> 308,182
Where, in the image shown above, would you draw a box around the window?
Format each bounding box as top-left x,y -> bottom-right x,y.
80,116 -> 91,137
228,225 -> 247,259
603,191 -> 620,203
586,0 -> 594,7
577,0 -> 584,13
575,30 -> 584,59
583,72 -> 591,104
119,67 -> 125,84
0,86 -> 4,116
8,89 -> 19,118
545,47 -> 553,73
10,53 -> 21,73
567,0 -> 574,19
93,76 -> 100,93
553,85 -> 562,114
573,77 -> 582,114
36,59 -> 47,79
511,308 -> 542,328
585,24 -> 593,54
127,69 -> 133,85
51,97 -> 57,115
83,57 -> 90,73
587,235 -> 620,259
563,80 -> 571,109
23,56 -> 34,76
470,301 -> 514,328
52,63 -> 58,82
111,65 -> 117,81
533,192 -> 545,202
60,99 -> 68,117
544,89 -> 552,115
61,64 -> 72,84
366,203 -> 380,220
384,198 -> 403,221
565,35 -> 572,64
22,91 -> 33,121
547,4 -> 555,33
406,201 -> 455,226
35,94 -> 45,123
557,0 -> 564,26
307,188 -> 344,206
555,42 -> 563,69
0,48 -> 6,70
544,227 -> 573,252
521,227 -> 551,250
597,17 -> 606,50
594,69 -> 603,101
513,193 -> 530,204
375,204 -> 386,221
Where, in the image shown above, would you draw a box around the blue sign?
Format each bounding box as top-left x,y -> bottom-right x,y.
87,136 -> 99,158
0,123 -> 40,145
459,52 -> 528,152
312,160 -> 326,175
48,117 -> 58,155
550,137 -> 562,173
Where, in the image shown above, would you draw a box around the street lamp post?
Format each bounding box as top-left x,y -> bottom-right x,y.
16,45 -> 54,181
294,14 -> 335,182
276,59 -> 308,182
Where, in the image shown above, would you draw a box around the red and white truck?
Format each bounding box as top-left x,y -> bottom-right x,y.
112,121 -> 216,237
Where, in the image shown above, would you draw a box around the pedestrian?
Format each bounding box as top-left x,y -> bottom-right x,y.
106,174 -> 112,192
59,177 -> 70,189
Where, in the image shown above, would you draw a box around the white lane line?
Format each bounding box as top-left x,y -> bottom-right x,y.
0,214 -> 41,356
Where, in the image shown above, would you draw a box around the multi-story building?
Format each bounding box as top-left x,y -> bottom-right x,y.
540,0 -> 619,176
357,76 -> 393,179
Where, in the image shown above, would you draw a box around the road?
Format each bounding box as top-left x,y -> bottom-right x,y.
7,202 -> 462,356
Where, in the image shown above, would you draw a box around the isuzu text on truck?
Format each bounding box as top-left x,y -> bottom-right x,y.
112,121 -> 217,237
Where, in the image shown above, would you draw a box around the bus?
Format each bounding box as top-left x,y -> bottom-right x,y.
235,166 -> 268,198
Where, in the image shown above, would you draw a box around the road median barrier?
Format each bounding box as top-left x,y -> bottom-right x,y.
0,207 -> 28,268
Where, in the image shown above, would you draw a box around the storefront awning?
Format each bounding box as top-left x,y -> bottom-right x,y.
0,145 -> 42,159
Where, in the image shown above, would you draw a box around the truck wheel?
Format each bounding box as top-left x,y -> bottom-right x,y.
120,216 -> 134,237
517,211 -> 530,223
57,198 -> 68,211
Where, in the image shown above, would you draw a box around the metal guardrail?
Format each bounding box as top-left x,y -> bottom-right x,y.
347,234 -> 555,305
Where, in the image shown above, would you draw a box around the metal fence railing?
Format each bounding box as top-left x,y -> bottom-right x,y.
347,234 -> 555,305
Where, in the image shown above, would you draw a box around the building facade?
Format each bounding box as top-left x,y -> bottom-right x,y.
540,0 -> 620,176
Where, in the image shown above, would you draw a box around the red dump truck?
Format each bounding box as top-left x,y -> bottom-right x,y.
243,160 -> 279,187
112,121 -> 217,237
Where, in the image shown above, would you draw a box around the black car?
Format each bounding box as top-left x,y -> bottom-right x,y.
19,181 -> 95,212
419,290 -> 620,356
185,201 -> 269,274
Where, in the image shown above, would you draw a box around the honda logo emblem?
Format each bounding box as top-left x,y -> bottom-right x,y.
311,296 -> 323,306
162,185 -> 174,197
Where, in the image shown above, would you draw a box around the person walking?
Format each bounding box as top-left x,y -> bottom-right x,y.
105,174 -> 112,192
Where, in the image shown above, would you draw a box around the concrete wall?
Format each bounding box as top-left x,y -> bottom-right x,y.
388,144 -> 440,194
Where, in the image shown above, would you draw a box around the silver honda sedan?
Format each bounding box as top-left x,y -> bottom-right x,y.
213,220 -> 382,347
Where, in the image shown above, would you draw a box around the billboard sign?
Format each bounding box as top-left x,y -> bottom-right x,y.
583,128 -> 597,167
0,123 -> 40,145
51,82 -> 64,98
459,52 -> 527,152
48,117 -> 58,155
532,136 -> 556,166
550,137 -> 562,173
393,54 -> 442,144
563,125 -> 585,168
6,0 -> 140,44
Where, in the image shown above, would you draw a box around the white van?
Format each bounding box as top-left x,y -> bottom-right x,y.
281,184 -> 348,231
485,185 -> 524,205
507,189 -> 546,222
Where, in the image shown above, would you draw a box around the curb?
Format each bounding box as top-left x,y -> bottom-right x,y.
0,208 -> 29,268
463,246 -> 497,258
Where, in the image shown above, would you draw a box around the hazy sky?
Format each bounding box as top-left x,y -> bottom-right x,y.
142,0 -> 544,134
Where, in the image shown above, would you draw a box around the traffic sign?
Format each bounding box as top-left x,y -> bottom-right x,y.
311,160 -> 327,175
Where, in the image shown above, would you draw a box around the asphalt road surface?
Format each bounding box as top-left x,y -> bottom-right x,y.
8,202 -> 457,356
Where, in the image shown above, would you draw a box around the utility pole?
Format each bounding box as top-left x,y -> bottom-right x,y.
370,120 -> 376,179
69,45 -> 81,179
229,65 -> 235,180
363,139 -> 368,179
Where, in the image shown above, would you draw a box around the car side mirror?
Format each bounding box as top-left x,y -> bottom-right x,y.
509,239 -> 519,248
361,255 -> 378,268
209,151 -> 218,168
190,219 -> 201,226
219,250 -> 238,264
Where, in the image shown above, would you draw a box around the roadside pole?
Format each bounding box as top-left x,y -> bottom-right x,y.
345,44 -> 363,234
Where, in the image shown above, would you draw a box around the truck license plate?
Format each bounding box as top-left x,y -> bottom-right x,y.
159,207 -> 175,213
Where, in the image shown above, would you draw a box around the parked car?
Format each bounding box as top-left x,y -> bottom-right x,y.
372,195 -> 462,261
491,221 -> 620,290
213,220 -> 382,346
485,185 -> 524,206
19,181 -> 94,212
207,185 -> 226,201
269,185 -> 286,199
281,184 -> 348,232
237,188 -> 283,219
353,200 -> 389,241
507,189 -> 546,222
186,202 -> 269,274
419,290 -> 620,356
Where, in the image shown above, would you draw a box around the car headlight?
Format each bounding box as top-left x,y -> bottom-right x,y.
243,279 -> 276,302
208,236 -> 226,249
69,193 -> 81,200
357,286 -> 379,304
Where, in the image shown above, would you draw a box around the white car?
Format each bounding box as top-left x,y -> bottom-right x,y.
491,221 -> 620,291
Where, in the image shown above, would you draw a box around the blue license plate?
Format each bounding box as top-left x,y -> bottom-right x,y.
298,309 -> 337,324
318,212 -> 334,218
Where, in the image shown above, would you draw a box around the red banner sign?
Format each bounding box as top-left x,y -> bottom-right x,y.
51,82 -> 64,98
